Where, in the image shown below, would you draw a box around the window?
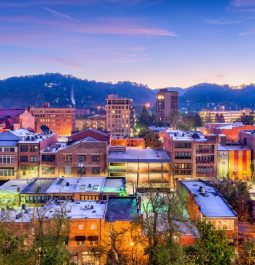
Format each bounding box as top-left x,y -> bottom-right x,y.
0,168 -> 14,176
92,167 -> 100,175
64,166 -> 71,174
88,236 -> 98,246
42,155 -> 55,162
30,156 -> 38,162
30,145 -> 38,152
42,166 -> 55,174
92,155 -> 100,162
90,224 -> 97,230
78,155 -> 86,162
78,224 -> 84,230
75,236 -> 85,246
20,145 -> 28,152
20,156 -> 28,162
64,155 -> 72,162
0,155 -> 14,164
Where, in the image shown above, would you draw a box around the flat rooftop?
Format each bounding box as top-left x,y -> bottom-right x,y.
0,179 -> 30,193
105,197 -> 138,222
103,178 -> 125,194
21,178 -> 56,194
218,144 -> 251,151
0,207 -> 34,223
180,180 -> 236,218
108,147 -> 171,163
168,130 -> 207,142
43,200 -> 107,219
11,129 -> 56,143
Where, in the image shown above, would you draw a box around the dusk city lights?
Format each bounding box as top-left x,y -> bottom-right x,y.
0,0 -> 255,265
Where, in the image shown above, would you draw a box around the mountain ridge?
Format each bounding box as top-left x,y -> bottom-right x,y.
0,73 -> 255,110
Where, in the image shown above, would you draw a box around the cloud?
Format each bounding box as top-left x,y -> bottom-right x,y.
42,56 -> 83,69
205,18 -> 244,25
44,7 -> 78,22
232,0 -> 255,7
110,51 -> 150,64
73,24 -> 176,36
238,31 -> 255,36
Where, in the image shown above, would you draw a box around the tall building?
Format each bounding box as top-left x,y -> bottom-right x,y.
31,106 -> 76,136
156,89 -> 178,124
106,95 -> 134,138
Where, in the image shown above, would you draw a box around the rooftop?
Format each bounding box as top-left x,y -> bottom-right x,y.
21,178 -> 56,194
168,130 -> 207,142
103,177 -> 126,194
10,129 -> 56,143
0,207 -> 34,223
108,147 -> 171,163
105,197 -> 138,222
43,200 -> 107,219
0,179 -> 30,193
180,180 -> 237,218
218,144 -> 251,151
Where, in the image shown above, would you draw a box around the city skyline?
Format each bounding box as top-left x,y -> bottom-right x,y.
1,0 -> 255,88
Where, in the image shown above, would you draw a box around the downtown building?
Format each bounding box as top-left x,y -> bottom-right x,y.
106,95 -> 134,138
156,89 -> 178,125
31,105 -> 76,136
162,130 -> 217,180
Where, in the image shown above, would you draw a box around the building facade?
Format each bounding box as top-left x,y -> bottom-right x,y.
31,107 -> 76,136
156,89 -> 178,124
106,95 -> 134,138
40,137 -> 107,178
162,131 -> 217,180
108,146 -> 171,193
75,115 -> 106,131
217,145 -> 252,180
199,108 -> 253,123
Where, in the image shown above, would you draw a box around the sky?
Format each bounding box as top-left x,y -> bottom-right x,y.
0,0 -> 255,88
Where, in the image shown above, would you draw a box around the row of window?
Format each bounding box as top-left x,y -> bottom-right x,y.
175,152 -> 192,159
0,155 -> 15,164
64,166 -> 100,175
197,166 -> 214,173
64,155 -> 101,163
20,156 -> 38,163
0,168 -> 14,176
175,142 -> 192,149
20,145 -> 38,152
0,147 -> 15,152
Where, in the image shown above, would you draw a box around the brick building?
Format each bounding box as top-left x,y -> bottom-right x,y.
75,114 -> 106,131
31,106 -> 76,136
178,180 -> 238,240
40,136 -> 107,178
162,130 -> 217,180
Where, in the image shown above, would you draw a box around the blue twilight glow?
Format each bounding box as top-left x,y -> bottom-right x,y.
0,0 -> 255,87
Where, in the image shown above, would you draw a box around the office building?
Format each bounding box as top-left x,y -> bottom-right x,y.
106,95 -> 134,138
156,89 -> 178,125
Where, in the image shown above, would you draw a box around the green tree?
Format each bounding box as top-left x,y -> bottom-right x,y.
186,222 -> 235,265
138,106 -> 154,127
167,111 -> 180,129
177,113 -> 195,131
212,179 -> 252,222
141,129 -> 162,148
243,239 -> 255,265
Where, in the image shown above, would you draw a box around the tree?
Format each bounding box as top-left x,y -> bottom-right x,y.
167,111 -> 180,129
186,222 -> 235,265
243,239 -> 255,265
194,112 -> 203,128
142,129 -> 163,149
177,113 -> 195,131
237,114 -> 254,125
141,190 -> 193,265
138,106 -> 154,128
215,113 -> 220,123
212,179 -> 252,222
